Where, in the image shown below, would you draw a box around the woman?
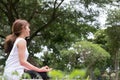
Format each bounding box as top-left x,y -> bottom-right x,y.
3,19 -> 52,80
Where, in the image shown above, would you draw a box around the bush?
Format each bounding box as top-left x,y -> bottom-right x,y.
69,69 -> 86,79
48,70 -> 65,80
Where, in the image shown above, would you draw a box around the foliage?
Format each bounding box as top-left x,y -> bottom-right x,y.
92,29 -> 113,71
42,40 -> 110,78
48,70 -> 65,80
21,73 -> 31,79
0,0 -> 98,67
48,69 -> 88,80
69,69 -> 86,79
93,68 -> 101,77
93,29 -> 108,49
106,9 -> 120,26
72,41 -> 110,69
0,1 -> 119,79
105,4 -> 120,80
105,26 -> 120,80
57,41 -> 110,79
101,71 -> 110,80
105,26 -> 120,49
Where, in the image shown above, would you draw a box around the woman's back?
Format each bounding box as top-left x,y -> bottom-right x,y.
3,38 -> 29,80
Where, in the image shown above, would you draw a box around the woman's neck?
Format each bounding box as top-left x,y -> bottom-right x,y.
18,35 -> 25,39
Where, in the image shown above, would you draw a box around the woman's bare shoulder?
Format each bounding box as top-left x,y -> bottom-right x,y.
17,38 -> 26,46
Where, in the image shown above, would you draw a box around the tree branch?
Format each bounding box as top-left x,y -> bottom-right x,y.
27,17 -> 55,45
52,0 -> 57,18
28,4 -> 40,22
27,0 -> 64,45
28,1 -> 45,23
13,0 -> 19,5
52,0 -> 64,18
12,0 -> 20,19
56,0 -> 64,9
7,0 -> 15,24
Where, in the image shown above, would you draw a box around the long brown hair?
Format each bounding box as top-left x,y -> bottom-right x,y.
4,19 -> 30,54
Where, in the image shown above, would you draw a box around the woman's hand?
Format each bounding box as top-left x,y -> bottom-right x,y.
43,66 -> 50,69
39,66 -> 52,72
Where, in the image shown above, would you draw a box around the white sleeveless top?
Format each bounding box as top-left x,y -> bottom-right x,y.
3,38 -> 29,80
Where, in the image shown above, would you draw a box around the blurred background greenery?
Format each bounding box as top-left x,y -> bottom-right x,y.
0,0 -> 120,79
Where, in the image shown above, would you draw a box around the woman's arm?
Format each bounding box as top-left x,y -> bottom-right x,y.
17,39 -> 51,72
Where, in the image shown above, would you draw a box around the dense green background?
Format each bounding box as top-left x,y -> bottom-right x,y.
0,0 -> 120,79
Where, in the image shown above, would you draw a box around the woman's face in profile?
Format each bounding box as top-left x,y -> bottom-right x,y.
22,25 -> 30,37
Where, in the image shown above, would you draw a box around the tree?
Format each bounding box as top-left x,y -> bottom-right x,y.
0,0 -> 97,66
105,8 -> 120,80
93,29 -> 108,50
0,0 -> 119,71
0,0 -> 65,66
105,26 -> 120,80
42,41 -> 110,79
106,9 -> 120,26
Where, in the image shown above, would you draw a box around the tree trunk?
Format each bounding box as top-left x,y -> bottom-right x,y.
114,50 -> 119,80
